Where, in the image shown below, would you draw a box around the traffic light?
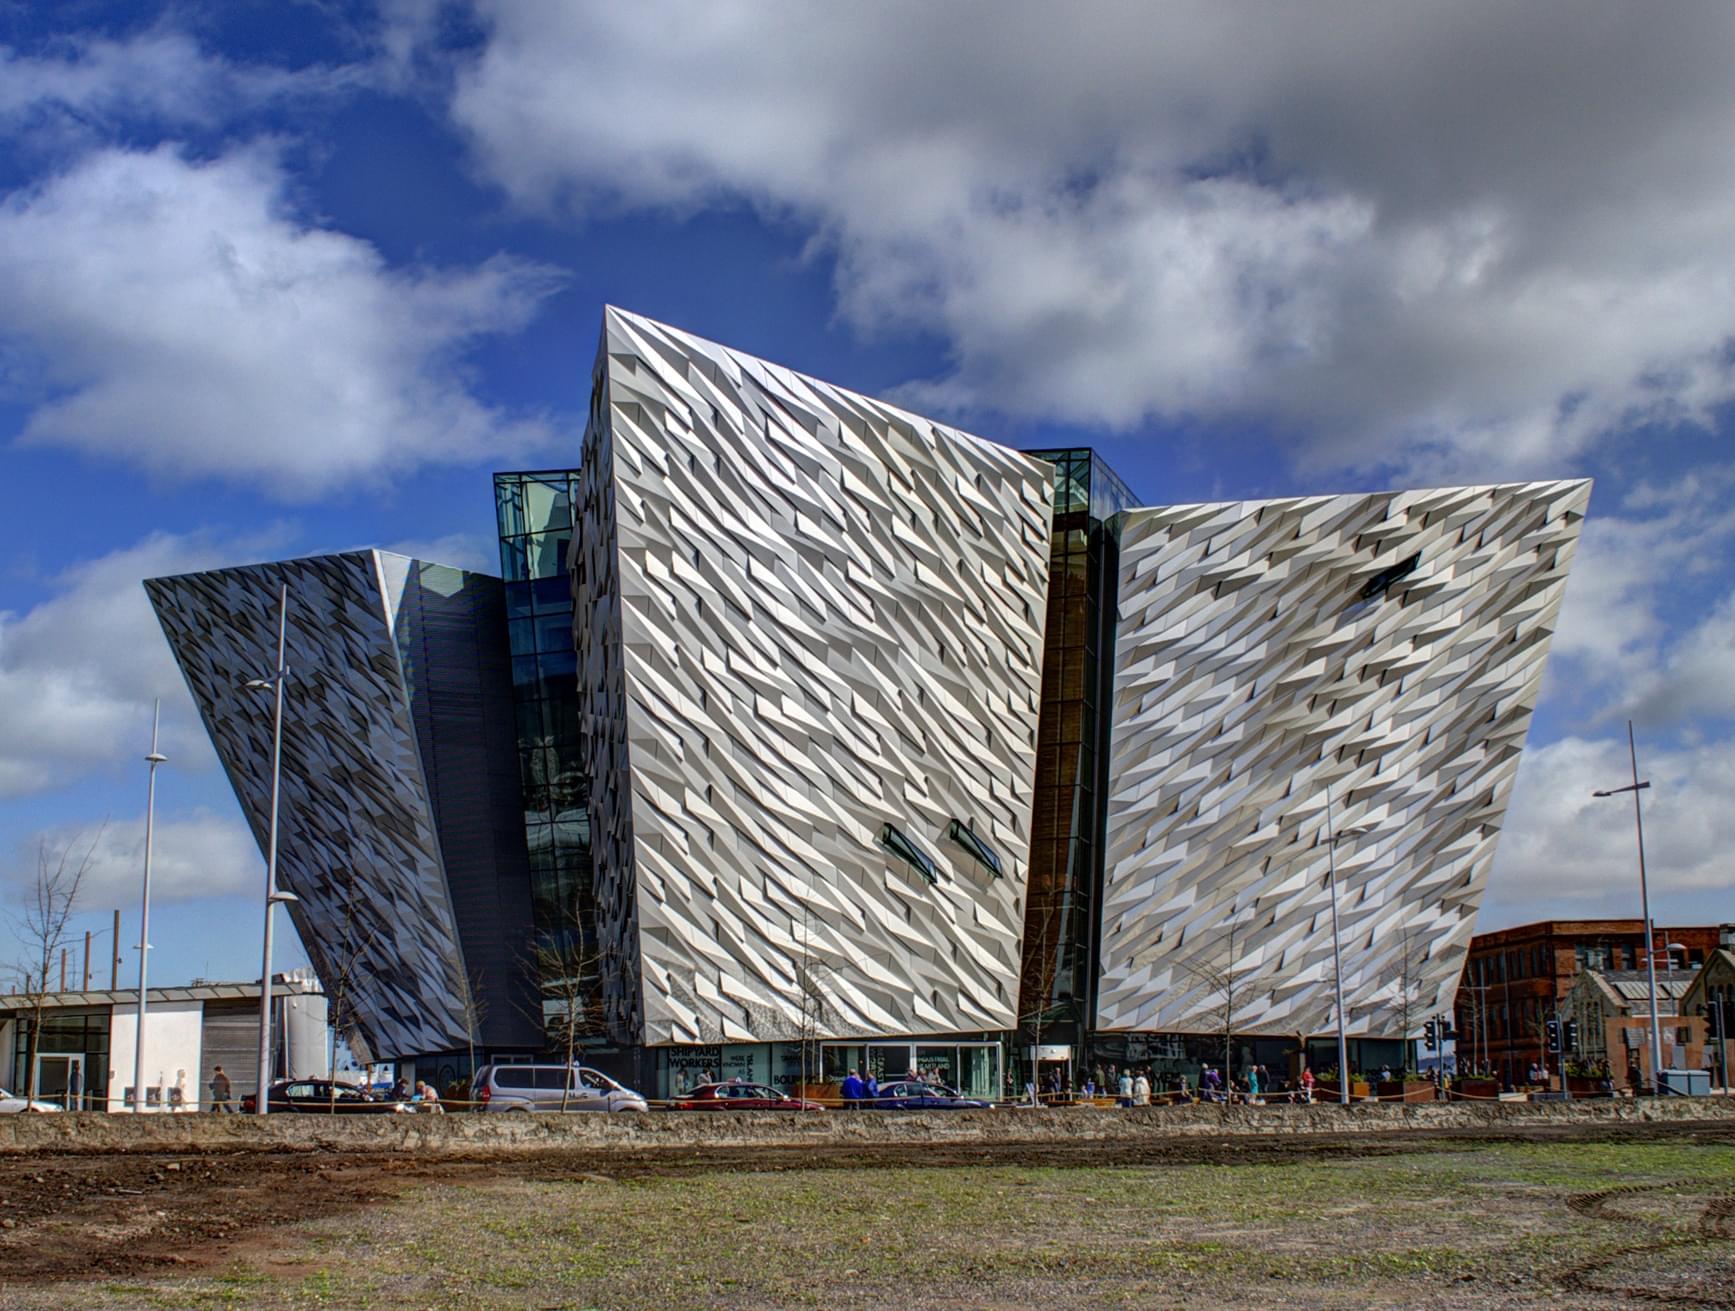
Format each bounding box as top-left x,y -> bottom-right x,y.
1563,1019 -> 1578,1052
1545,1016 -> 1562,1052
1424,1018 -> 1439,1051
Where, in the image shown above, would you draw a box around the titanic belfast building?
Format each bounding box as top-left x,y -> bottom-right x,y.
147,309 -> 1589,1095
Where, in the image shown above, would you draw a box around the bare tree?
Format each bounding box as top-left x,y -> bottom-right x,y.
790,896 -> 836,1096
8,829 -> 101,1104
1391,927 -> 1429,1072
1180,918 -> 1248,1089
1017,894 -> 1066,1098
530,910 -> 607,1110
321,873 -> 380,1106
456,965 -> 489,1090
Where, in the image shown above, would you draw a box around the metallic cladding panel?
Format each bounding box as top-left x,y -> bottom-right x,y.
1096,481 -> 1590,1039
389,562 -> 542,1048
145,552 -> 512,1059
578,308 -> 1054,1046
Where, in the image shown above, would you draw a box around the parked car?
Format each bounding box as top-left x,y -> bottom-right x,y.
472,1063 -> 649,1113
0,1087 -> 62,1114
239,1078 -> 402,1114
671,1081 -> 824,1111
863,1080 -> 991,1110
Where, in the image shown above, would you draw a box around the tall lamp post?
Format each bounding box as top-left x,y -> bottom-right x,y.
246,584 -> 298,1114
1592,720 -> 1664,1093
133,700 -> 167,1113
1323,787 -> 1374,1106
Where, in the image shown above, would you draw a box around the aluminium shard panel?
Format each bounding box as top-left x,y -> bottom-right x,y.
1096,480 -> 1590,1038
145,552 -> 479,1059
576,308 -> 1054,1046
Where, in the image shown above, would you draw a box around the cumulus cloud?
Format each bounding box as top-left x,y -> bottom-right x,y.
439,1 -> 1735,477
0,143 -> 564,495
0,531 -> 278,798
1545,472 -> 1735,723
6,809 -> 260,909
1485,734 -> 1735,926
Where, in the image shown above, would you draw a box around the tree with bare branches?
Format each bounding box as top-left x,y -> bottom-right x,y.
530,911 -> 607,1111
321,872 -> 380,1106
8,828 -> 102,1105
1017,894 -> 1066,1099
1180,918 -> 1248,1091
1391,927 -> 1429,1070
790,896 -> 836,1096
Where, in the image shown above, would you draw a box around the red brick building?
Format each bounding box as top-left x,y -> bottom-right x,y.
1453,920 -> 1723,1086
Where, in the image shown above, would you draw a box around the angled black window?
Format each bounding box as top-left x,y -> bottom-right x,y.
879,823 -> 938,885
947,819 -> 1003,877
1357,551 -> 1421,601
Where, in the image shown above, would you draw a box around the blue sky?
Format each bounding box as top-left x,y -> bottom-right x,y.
2,2 -> 1732,991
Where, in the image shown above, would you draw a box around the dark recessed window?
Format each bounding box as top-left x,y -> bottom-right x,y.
879,823 -> 939,885
947,819 -> 1003,877
1357,551 -> 1421,602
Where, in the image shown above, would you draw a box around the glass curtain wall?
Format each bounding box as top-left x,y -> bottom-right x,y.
1016,449 -> 1136,1084
494,472 -> 596,1002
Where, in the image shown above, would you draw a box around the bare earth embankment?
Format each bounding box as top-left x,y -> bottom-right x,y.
1,1102 -> 1731,1309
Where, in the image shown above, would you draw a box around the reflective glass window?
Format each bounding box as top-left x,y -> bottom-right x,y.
524,478 -> 573,534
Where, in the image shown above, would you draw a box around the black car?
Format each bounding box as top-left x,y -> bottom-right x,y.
240,1078 -> 402,1114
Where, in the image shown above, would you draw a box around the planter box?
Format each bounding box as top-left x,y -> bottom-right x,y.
1452,1078 -> 1501,1101
1376,1079 -> 1437,1103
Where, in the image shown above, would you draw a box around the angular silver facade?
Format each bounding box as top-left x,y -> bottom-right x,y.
576,308 -> 1054,1046
146,552 -> 539,1061
1096,481 -> 1590,1039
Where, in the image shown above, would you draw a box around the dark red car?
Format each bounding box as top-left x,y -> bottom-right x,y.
672,1081 -> 824,1111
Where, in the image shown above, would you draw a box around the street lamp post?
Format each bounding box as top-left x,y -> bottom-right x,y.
1322,787 -> 1373,1106
1592,720 -> 1664,1093
247,583 -> 294,1115
133,699 -> 167,1113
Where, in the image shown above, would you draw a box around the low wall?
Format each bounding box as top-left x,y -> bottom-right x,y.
2,1096 -> 1732,1157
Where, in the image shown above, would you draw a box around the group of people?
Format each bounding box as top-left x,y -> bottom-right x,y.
1070,1061 -> 1323,1106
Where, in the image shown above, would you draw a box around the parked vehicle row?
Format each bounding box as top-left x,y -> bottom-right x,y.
24,1068 -> 992,1115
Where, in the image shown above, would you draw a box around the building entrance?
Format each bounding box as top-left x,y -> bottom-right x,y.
34,1053 -> 84,1110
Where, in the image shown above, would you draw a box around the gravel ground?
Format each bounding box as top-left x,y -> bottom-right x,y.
0,1119 -> 1730,1308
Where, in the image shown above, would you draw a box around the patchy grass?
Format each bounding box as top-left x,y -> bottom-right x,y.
12,1141 -> 1735,1309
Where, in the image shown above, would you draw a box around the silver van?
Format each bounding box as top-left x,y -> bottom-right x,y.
472,1063 -> 648,1113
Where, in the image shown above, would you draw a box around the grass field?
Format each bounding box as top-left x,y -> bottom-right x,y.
9,1137 -> 1734,1309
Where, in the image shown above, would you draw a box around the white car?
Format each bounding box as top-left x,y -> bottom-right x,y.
0,1087 -> 63,1113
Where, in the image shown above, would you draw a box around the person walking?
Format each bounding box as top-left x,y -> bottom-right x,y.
839,1068 -> 865,1105
1133,1070 -> 1151,1106
209,1065 -> 233,1113
1300,1066 -> 1315,1104
1117,1070 -> 1134,1107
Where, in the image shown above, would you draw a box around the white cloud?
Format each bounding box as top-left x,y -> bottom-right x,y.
0,143 -> 564,495
1485,734 -> 1735,927
6,809 -> 260,910
1544,472 -> 1735,722
0,531 -> 276,798
438,1 -> 1735,477
0,30 -> 366,134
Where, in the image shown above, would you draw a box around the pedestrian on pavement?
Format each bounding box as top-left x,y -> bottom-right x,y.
1117,1070 -> 1134,1107
209,1065 -> 233,1113
840,1068 -> 865,1104
1133,1070 -> 1151,1106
